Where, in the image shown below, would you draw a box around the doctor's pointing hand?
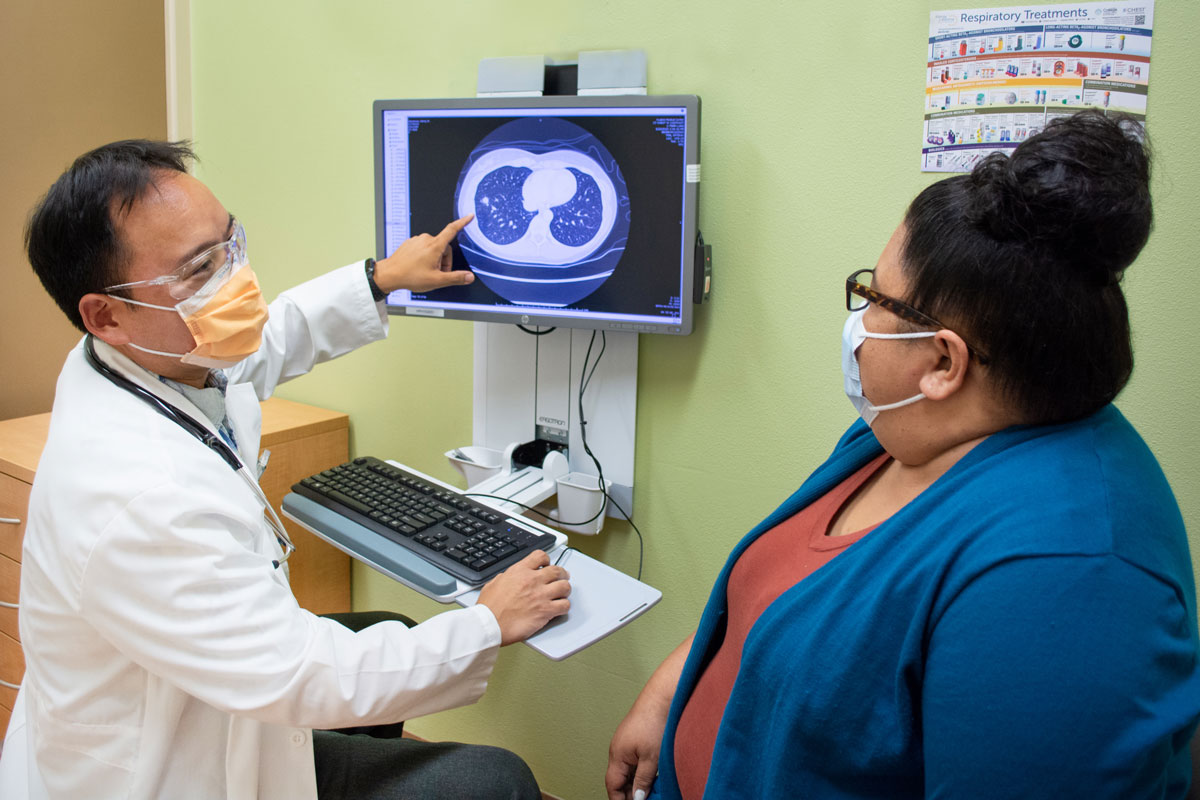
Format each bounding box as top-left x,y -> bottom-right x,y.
373,213 -> 477,294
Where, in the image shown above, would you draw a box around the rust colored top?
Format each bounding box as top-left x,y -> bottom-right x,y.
674,453 -> 891,799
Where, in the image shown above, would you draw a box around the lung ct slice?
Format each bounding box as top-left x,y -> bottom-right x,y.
453,116 -> 631,307
550,168 -> 603,247
475,165 -> 537,244
475,166 -> 537,245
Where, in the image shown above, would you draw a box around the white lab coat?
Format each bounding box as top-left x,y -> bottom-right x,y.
0,262 -> 502,799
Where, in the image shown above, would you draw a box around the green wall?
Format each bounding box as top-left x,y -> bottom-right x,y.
190,2 -> 1200,797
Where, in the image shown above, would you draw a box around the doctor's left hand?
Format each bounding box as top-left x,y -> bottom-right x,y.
374,214 -> 476,294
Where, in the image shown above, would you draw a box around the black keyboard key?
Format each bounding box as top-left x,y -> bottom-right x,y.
399,515 -> 428,531
325,489 -> 371,515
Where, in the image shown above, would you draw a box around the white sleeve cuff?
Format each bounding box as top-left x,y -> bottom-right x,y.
467,602 -> 503,649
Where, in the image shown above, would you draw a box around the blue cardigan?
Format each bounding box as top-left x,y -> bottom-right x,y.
652,406 -> 1200,799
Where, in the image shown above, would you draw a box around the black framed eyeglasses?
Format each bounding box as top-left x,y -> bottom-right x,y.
845,268 -> 990,364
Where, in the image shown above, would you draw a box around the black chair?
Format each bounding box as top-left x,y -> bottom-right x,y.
321,610 -> 417,739
323,610 -> 417,631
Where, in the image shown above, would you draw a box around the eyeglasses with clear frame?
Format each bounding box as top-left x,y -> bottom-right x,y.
106,218 -> 248,301
845,268 -> 990,364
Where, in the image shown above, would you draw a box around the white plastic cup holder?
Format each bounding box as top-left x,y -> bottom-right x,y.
552,472 -> 612,535
444,446 -> 504,488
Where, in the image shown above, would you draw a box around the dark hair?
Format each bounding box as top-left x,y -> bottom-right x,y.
902,111 -> 1152,425
26,140 -> 197,332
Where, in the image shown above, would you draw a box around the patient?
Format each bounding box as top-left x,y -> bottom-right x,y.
606,111 -> 1200,799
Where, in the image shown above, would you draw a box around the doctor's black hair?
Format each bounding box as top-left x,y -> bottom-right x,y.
26,139 -> 197,332
899,111 -> 1152,425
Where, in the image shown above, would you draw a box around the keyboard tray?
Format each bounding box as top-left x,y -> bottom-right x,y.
282,492 -> 458,596
290,457 -> 558,586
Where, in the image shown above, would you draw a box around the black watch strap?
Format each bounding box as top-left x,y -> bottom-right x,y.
364,258 -> 387,302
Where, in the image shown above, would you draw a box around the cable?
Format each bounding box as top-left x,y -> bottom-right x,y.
464,483 -> 644,579
581,328 -> 606,396
517,324 -> 557,336
462,492 -> 607,527
577,331 -> 645,581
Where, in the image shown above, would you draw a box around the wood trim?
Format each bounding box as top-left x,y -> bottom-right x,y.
164,0 -> 192,141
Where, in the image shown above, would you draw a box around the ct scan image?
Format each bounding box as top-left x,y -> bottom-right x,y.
454,117 -> 631,307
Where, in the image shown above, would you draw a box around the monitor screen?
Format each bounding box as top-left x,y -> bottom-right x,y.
373,95 -> 701,334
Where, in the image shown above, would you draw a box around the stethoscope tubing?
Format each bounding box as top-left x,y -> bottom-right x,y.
83,336 -> 295,567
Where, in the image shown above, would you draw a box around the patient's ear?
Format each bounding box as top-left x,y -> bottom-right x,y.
79,293 -> 131,345
919,329 -> 970,401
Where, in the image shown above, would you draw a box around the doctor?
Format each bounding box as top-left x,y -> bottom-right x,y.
0,140 -> 569,799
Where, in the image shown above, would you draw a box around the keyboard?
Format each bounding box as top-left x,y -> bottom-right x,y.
291,457 -> 557,586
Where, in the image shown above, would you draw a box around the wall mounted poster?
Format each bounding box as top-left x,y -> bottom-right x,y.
923,2 -> 1154,171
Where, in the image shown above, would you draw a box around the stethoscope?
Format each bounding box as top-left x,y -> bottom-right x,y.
84,335 -> 296,568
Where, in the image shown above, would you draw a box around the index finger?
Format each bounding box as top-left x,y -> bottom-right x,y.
435,213 -> 474,245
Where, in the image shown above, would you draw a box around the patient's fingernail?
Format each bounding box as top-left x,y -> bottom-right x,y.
634,790 -> 647,800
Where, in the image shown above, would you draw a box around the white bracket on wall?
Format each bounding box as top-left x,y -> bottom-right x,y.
471,323 -> 637,519
577,49 -> 647,95
476,55 -> 548,97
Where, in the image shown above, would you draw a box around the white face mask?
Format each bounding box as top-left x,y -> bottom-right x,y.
841,309 -> 936,426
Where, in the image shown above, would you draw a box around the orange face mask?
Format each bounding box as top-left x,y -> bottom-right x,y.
111,262 -> 269,369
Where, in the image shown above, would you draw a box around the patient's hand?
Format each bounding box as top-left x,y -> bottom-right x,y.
606,699 -> 668,800
477,550 -> 570,646
605,632 -> 695,800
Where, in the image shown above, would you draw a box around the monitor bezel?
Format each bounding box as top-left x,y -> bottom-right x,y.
372,94 -> 701,335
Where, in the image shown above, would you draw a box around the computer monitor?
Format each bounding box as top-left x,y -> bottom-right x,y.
373,95 -> 701,335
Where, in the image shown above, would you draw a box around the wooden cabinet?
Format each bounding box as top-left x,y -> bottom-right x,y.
0,397 -> 351,734
257,398 -> 352,614
0,412 -> 46,736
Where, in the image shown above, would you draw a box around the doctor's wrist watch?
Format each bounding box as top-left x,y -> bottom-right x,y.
364,258 -> 387,302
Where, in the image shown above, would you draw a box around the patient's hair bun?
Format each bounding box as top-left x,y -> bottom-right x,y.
965,111 -> 1151,285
